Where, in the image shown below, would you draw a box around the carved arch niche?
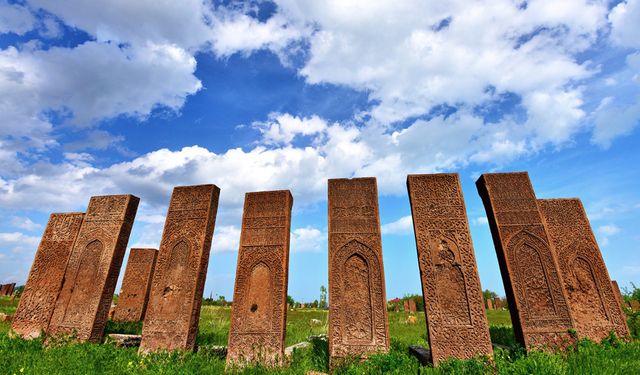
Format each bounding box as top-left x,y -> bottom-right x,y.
508,231 -> 556,319
64,239 -> 104,324
157,238 -> 192,320
431,235 -> 471,326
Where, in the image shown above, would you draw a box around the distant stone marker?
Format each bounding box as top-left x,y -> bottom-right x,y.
48,195 -> 139,342
113,248 -> 158,322
486,299 -> 493,310
539,198 -> 630,340
11,213 -> 84,339
328,177 -> 389,366
227,190 -> 293,367
140,185 -> 220,353
408,299 -> 417,313
494,298 -> 502,309
476,172 -> 575,350
611,280 -> 625,308
407,173 -> 492,365
0,283 -> 15,296
404,300 -> 409,312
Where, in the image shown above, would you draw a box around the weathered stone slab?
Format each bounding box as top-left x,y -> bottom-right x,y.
47,195 -> 139,342
227,190 -> 293,367
11,213 -> 84,339
476,172 -> 575,350
486,299 -> 493,310
113,248 -> 158,322
403,300 -> 409,312
611,280 -> 625,308
0,284 -> 14,296
539,198 -> 630,340
328,177 -> 389,366
494,298 -> 502,309
407,173 -> 492,365
408,299 -> 416,313
140,184 -> 220,353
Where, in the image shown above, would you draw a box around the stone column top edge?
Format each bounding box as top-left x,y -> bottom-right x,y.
328,176 -> 377,183
172,184 -> 220,191
537,198 -> 581,203
49,212 -> 85,216
129,247 -> 159,252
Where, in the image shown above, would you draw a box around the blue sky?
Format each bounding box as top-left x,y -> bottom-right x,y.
1,0 -> 639,303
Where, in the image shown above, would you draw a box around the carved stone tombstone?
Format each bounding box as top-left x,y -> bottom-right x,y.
539,199 -> 629,340
48,195 -> 139,342
11,213 -> 84,339
407,173 -> 492,364
611,281 -> 625,308
403,300 -> 409,312
476,172 -> 575,350
408,299 -> 416,313
113,248 -> 158,322
140,184 -> 220,353
494,298 -> 502,309
328,177 -> 389,366
486,299 -> 493,310
227,190 -> 293,367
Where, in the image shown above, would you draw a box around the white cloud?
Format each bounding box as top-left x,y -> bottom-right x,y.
472,216 -> 489,226
598,224 -> 621,236
291,226 -> 324,252
0,231 -> 40,253
10,216 -> 42,231
254,113 -> 328,145
381,215 -> 413,235
609,0 -> 640,48
0,1 -> 36,35
211,225 -> 241,253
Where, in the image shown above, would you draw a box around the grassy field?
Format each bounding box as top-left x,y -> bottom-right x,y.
2,296 -> 640,374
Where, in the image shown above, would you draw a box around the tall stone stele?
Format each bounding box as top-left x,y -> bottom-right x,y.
538,198 -> 629,340
407,173 -> 492,365
140,184 -> 220,353
113,248 -> 158,322
611,280 -> 626,308
11,213 -> 84,339
476,172 -> 575,350
328,177 -> 389,367
47,195 -> 139,342
227,190 -> 293,368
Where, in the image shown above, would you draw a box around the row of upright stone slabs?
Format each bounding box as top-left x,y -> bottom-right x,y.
476,172 -> 629,349
0,283 -> 16,296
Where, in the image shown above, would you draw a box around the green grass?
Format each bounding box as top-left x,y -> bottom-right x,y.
2,297 -> 640,374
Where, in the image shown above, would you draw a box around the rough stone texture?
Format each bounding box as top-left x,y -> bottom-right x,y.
494,298 -> 502,309
226,190 -> 293,367
113,248 -> 158,322
328,177 -> 389,367
11,213 -> 84,339
486,299 -> 493,310
48,195 -> 139,342
407,173 -> 493,365
611,281 -> 625,308
408,299 -> 417,313
403,300 -> 409,312
140,185 -> 220,353
0,283 -> 15,296
476,172 -> 575,350
408,345 -> 432,366
539,198 -> 630,340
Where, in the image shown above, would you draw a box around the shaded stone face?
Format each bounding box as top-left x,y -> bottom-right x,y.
408,299 -> 416,313
226,190 -> 293,368
140,185 -> 220,353
328,178 -> 389,366
48,195 -> 139,342
486,299 -> 493,310
11,213 -> 84,339
611,281 -> 625,308
0,283 -> 16,296
404,300 -> 409,312
539,199 -> 630,340
407,174 -> 492,365
476,173 -> 575,350
113,248 -> 158,322
494,298 -> 502,309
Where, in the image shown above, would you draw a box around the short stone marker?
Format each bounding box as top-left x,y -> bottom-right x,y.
113,248 -> 158,322
476,172 -> 575,350
11,213 -> 84,339
328,177 -> 389,366
408,298 -> 416,313
486,299 -> 493,310
48,195 -> 139,342
611,280 -> 625,308
140,184 -> 220,353
539,198 -> 630,340
407,173 -> 492,365
404,300 -> 409,312
0,283 -> 16,296
226,190 -> 293,367
494,298 -> 502,309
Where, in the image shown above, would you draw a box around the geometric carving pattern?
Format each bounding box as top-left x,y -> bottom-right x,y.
539,198 -> 629,340
328,178 -> 389,366
476,172 -> 575,350
47,195 -> 139,342
611,280 -> 626,309
227,190 -> 293,367
113,248 -> 158,322
0,283 -> 16,296
139,184 -> 220,353
12,213 -> 85,339
407,174 -> 492,365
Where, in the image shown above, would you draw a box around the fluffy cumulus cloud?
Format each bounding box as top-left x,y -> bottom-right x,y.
0,0 -> 36,35
609,0 -> 640,49
381,215 -> 413,235
291,226 -> 325,252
